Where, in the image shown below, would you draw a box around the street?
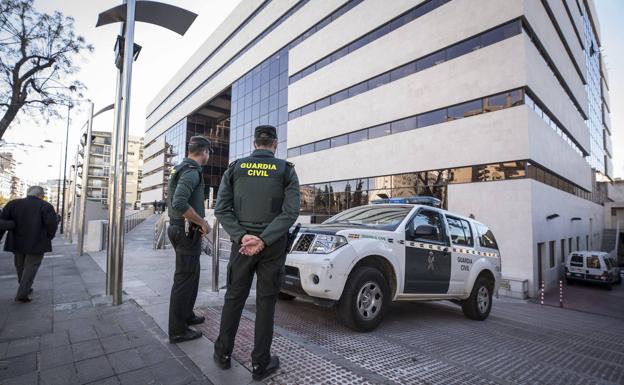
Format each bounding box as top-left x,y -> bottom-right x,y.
1,216 -> 624,385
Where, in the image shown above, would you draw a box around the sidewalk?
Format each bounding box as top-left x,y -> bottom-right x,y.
0,226 -> 213,385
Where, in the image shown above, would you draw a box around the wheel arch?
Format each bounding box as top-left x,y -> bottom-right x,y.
347,255 -> 398,299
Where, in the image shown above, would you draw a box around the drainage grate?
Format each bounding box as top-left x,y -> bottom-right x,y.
195,307 -> 372,385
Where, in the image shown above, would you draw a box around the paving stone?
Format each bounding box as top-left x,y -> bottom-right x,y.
107,349 -> 145,375
72,339 -> 105,361
150,358 -> 196,385
39,362 -> 79,385
40,344 -> 74,370
86,376 -> 121,385
117,367 -> 158,385
68,325 -> 98,344
40,330 -> 70,349
125,329 -> 155,348
100,334 -> 133,354
2,371 -> 38,385
94,321 -> 124,339
5,336 -> 40,358
75,356 -> 115,384
0,352 -> 37,381
137,343 -> 173,366
0,340 -> 8,357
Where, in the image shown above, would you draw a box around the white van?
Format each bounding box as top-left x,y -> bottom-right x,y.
565,251 -> 622,288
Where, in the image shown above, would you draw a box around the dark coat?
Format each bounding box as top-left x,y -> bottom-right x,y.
0,196 -> 58,254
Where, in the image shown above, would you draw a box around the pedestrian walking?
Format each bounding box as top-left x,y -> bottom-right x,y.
166,136 -> 212,343
213,125 -> 300,381
0,186 -> 58,302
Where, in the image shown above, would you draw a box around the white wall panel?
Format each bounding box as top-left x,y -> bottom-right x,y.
288,36 -> 527,148
289,0 -> 524,110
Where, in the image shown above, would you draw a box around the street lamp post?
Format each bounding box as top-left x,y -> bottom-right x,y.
96,0 -> 196,305
60,104 -> 72,234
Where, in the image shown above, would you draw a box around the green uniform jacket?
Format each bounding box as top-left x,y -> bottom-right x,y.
215,149 -> 300,246
167,158 -> 205,220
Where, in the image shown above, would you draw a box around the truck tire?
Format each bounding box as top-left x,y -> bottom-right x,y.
461,276 -> 493,321
336,266 -> 390,332
278,292 -> 296,300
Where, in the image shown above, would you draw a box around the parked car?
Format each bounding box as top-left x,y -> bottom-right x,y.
281,197 -> 502,331
565,251 -> 622,288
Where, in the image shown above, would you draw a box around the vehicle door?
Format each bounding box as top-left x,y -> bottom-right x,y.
403,208 -> 451,294
585,254 -> 602,281
444,215 -> 475,294
567,253 -> 585,279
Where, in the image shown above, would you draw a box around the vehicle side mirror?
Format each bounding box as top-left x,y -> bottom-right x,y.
413,224 -> 438,239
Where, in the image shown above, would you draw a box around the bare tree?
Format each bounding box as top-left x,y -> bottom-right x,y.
0,0 -> 93,139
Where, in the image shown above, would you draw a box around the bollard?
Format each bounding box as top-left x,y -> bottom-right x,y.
540,280 -> 544,305
559,280 -> 563,308
211,219 -> 220,292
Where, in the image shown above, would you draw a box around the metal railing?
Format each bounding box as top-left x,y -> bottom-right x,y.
153,212 -> 169,249
125,208 -> 153,234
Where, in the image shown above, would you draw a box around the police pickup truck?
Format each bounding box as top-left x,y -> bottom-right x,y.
280,197 -> 501,331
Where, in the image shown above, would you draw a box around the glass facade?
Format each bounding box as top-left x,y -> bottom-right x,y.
142,114 -> 230,200
581,11 -> 606,174
230,49 -> 289,160
299,160 -> 603,220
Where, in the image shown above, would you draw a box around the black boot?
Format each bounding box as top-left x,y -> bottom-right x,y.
187,314 -> 205,325
169,329 -> 202,344
213,352 -> 231,370
252,355 -> 280,381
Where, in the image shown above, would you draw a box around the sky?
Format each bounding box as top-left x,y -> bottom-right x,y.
3,0 -> 624,184
4,0 -> 239,183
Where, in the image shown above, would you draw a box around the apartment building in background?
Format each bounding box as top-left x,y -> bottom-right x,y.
141,0 -> 616,296
82,131 -> 144,208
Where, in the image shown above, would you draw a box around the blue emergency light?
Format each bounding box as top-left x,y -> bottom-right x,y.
371,196 -> 441,207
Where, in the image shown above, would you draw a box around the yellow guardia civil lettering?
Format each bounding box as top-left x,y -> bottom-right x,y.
240,162 -> 276,177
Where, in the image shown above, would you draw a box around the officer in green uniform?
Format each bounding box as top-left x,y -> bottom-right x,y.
167,136 -> 213,343
213,125 -> 300,381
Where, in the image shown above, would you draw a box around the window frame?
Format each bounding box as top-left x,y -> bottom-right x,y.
405,208 -> 449,246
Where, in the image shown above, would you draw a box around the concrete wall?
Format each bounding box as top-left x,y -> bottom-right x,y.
449,178 -> 604,297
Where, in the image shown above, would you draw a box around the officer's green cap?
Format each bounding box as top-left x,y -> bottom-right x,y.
189,135 -> 213,153
254,125 -> 277,140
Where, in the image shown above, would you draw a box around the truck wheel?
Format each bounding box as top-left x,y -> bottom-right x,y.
278,292 -> 296,300
461,277 -> 493,321
336,266 -> 390,332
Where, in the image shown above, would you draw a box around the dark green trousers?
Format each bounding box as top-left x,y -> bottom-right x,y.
214,235 -> 287,366
167,225 -> 201,336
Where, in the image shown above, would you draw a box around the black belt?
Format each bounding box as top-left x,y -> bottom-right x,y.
169,218 -> 185,226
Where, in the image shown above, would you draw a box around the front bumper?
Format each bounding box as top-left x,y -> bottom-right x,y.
284,245 -> 357,301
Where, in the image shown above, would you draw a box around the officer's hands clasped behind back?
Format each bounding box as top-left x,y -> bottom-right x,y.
239,234 -> 265,256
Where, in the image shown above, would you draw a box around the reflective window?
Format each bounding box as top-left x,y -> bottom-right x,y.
418,109 -> 447,127
417,50 -> 446,71
331,134 -> 348,148
447,99 -> 483,120
570,254 -> 583,267
407,209 -> 447,244
369,123 -> 391,139
476,223 -> 498,250
447,216 -> 474,246
348,130 -> 368,143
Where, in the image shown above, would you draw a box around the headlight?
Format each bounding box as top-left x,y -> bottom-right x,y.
310,235 -> 347,254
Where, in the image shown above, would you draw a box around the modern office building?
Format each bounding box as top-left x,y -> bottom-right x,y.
81,131 -> 144,208
143,0 -> 616,296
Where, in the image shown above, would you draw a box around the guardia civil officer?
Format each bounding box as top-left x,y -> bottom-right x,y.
167,136 -> 212,343
213,125 -> 300,381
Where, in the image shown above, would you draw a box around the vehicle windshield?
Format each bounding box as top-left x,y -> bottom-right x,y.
323,205 -> 412,231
